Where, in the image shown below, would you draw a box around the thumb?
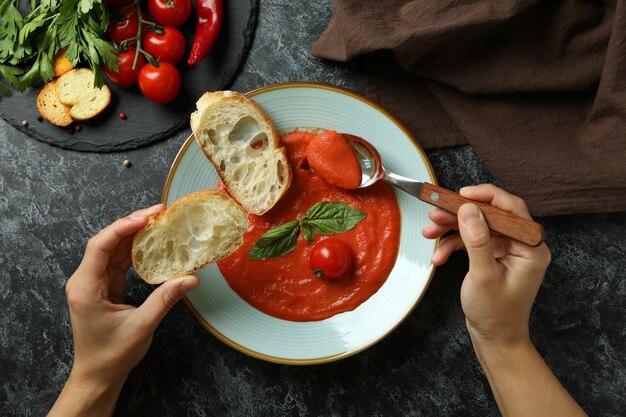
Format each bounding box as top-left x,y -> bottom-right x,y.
134,275 -> 200,331
457,204 -> 499,281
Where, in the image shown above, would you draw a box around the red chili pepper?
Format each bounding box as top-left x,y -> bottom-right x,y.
187,0 -> 223,66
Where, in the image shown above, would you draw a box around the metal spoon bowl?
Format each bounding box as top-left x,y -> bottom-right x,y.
342,133 -> 545,247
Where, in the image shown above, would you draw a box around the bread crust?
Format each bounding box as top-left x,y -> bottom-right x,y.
190,91 -> 293,215
36,80 -> 73,127
131,189 -> 248,284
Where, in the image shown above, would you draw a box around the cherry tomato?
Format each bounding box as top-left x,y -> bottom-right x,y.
106,0 -> 134,7
107,8 -> 141,45
138,62 -> 181,104
105,48 -> 146,87
309,238 -> 355,280
148,0 -> 191,27
142,27 -> 186,64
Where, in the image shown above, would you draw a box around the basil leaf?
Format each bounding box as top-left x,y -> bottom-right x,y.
301,201 -> 366,235
248,220 -> 300,260
301,223 -> 314,243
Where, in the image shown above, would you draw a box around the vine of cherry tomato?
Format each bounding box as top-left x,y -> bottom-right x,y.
309,238 -> 355,280
106,0 -> 194,104
142,26 -> 186,65
138,62 -> 181,104
148,0 -> 192,27
105,48 -> 146,87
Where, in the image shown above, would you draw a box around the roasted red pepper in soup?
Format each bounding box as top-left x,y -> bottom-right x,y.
306,131 -> 362,190
188,0 -> 223,65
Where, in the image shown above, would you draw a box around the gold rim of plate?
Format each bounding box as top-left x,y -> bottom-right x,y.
161,81 -> 439,365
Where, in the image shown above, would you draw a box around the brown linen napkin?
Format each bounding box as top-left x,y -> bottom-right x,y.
312,0 -> 626,216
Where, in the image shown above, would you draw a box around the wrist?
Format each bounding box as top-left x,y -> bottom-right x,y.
48,367 -> 128,417
69,362 -> 128,393
469,331 -> 535,370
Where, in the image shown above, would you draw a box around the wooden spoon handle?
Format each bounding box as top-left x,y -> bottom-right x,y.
418,183 -> 545,247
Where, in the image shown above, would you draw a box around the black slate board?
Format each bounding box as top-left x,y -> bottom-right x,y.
0,0 -> 259,152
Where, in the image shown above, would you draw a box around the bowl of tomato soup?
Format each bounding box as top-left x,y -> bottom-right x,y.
162,82 -> 437,364
218,130 -> 401,322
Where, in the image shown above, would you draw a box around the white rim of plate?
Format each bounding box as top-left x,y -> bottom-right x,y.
162,82 -> 439,365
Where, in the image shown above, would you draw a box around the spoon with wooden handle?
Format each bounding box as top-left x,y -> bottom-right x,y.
342,133 -> 545,247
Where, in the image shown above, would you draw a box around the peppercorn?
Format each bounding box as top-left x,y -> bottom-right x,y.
119,112 -> 127,120
21,120 -> 28,127
123,159 -> 132,168
74,124 -> 82,132
36,115 -> 43,122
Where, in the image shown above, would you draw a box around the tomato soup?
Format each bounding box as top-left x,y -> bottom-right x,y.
218,131 -> 401,321
306,130 -> 362,189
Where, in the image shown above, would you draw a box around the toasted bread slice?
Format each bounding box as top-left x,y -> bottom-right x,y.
56,68 -> 111,121
190,91 -> 292,215
53,47 -> 73,77
132,190 -> 248,284
36,80 -> 73,127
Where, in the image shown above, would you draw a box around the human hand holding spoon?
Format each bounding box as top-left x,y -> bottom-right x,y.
342,133 -> 545,247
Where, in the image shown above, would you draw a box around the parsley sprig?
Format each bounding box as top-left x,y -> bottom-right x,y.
0,0 -> 117,95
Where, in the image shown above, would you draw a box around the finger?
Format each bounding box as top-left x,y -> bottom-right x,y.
79,204 -> 165,277
422,223 -> 456,239
133,276 -> 200,331
459,184 -> 532,220
431,234 -> 465,265
110,205 -> 166,270
130,204 -> 166,219
428,208 -> 458,226
457,203 -> 500,281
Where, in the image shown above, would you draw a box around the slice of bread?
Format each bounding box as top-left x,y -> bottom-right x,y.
132,190 -> 248,284
190,91 -> 292,215
52,47 -> 73,77
36,80 -> 73,127
56,68 -> 111,121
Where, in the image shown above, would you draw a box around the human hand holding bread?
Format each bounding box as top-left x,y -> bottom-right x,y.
49,204 -> 200,417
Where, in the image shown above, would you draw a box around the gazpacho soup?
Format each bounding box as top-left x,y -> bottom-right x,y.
218,130 -> 401,321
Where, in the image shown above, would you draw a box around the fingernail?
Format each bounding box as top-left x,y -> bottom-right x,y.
147,203 -> 165,211
129,204 -> 164,221
459,204 -> 481,226
431,249 -> 440,263
180,276 -> 199,292
459,186 -> 475,196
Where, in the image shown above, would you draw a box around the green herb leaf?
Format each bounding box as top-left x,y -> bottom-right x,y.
17,60 -> 40,91
248,202 -> 366,260
0,82 -> 10,96
0,64 -> 23,94
0,0 -> 116,91
249,220 -> 300,260
301,223 -> 314,243
301,201 -> 366,236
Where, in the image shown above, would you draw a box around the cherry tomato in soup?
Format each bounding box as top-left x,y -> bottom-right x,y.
148,0 -> 191,27
309,238 -> 355,280
105,48 -> 146,87
107,8 -> 141,45
106,0 -> 134,7
138,62 -> 181,104
143,27 -> 186,64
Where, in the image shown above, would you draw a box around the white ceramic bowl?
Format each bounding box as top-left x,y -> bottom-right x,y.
162,82 -> 438,364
